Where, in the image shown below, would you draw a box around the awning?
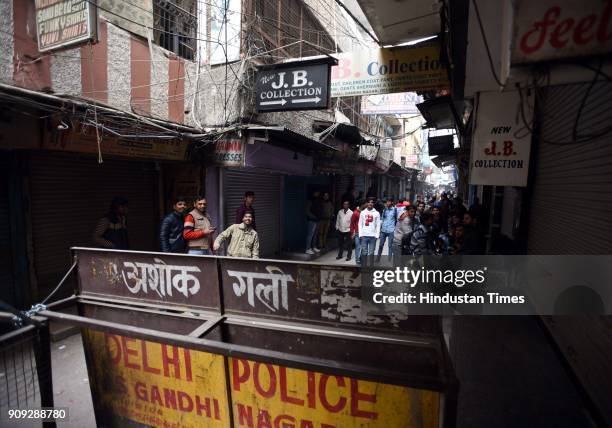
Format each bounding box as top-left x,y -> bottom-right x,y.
313,120 -> 363,145
246,125 -> 338,153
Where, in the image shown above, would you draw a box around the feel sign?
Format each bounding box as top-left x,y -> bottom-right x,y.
256,61 -> 331,112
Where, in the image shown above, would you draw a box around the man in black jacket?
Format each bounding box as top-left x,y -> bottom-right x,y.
160,196 -> 188,253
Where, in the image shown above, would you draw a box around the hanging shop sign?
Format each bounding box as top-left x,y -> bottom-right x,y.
428,136 -> 454,156
35,0 -> 97,52
98,0 -> 153,41
255,59 -> 333,112
470,90 -> 534,187
213,137 -> 245,167
512,0 -> 612,64
330,44 -> 449,97
361,92 -> 423,115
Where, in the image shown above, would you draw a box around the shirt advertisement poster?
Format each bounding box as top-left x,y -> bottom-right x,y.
469,90 -> 534,187
35,0 -> 97,52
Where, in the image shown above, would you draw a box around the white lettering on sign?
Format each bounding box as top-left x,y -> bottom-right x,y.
227,266 -> 294,312
117,259 -> 202,298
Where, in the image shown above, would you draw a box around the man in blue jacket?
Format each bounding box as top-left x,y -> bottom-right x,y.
376,198 -> 397,262
160,196 -> 188,253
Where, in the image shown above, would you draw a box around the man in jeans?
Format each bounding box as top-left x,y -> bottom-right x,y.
359,198 -> 381,265
183,196 -> 216,255
318,192 -> 334,249
377,198 -> 397,262
350,204 -> 362,265
335,200 -> 353,260
305,191 -> 321,254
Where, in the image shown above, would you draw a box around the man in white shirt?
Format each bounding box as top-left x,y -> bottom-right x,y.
335,200 -> 353,261
359,198 -> 381,265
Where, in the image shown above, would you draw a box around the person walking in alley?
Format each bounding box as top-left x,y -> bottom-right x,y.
318,192 -> 334,249
359,198 -> 381,265
235,191 -> 256,230
410,211 -> 435,256
350,203 -> 363,265
461,210 -> 484,254
335,200 -> 353,260
183,196 -> 216,255
393,205 -> 418,258
415,201 -> 425,222
377,198 -> 397,261
305,191 -> 322,254
93,197 -> 130,250
159,196 -> 188,253
214,211 -> 259,258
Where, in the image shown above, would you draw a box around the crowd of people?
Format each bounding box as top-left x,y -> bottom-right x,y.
92,188 -> 485,264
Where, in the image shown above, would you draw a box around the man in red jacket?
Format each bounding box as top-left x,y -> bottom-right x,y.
183,196 -> 216,255
350,204 -> 363,265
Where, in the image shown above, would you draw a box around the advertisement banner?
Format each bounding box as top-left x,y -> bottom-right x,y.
83,330 -> 230,427
361,92 -> 423,115
470,90 -> 534,187
35,0 -> 96,52
330,44 -> 449,97
512,0 -> 612,64
214,138 -> 245,167
229,358 -> 440,428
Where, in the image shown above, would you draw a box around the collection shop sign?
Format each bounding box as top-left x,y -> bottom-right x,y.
35,0 -> 97,52
470,90 -> 534,187
330,44 -> 449,97
255,59 -> 332,112
512,0 -> 612,64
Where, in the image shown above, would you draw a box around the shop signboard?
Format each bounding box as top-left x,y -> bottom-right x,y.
361,92 -> 423,115
512,0 -> 612,64
469,90 -> 534,187
214,137 -> 245,167
331,45 -> 449,97
35,0 -> 97,52
98,0 -> 153,40
255,59 -> 332,112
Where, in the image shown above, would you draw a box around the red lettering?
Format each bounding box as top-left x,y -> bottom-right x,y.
484,141 -> 496,156
104,333 -> 121,365
134,381 -> 148,401
321,425 -> 336,428
273,414 -> 295,428
331,58 -> 352,80
301,422 -> 314,428
254,363 -> 277,398
195,395 -> 212,418
319,375 -> 347,413
141,341 -> 160,375
232,359 -> 251,392
598,0 -> 612,42
213,398 -> 220,420
550,18 -> 575,48
520,7 -> 560,54
121,337 -> 140,370
184,349 -> 193,381
279,367 -> 304,406
150,385 -> 163,406
236,403 -> 254,427
257,409 -> 272,428
177,391 -> 194,412
573,14 -> 597,44
503,140 -> 514,156
161,344 -> 181,379
350,379 -> 377,420
163,388 -> 177,409
307,371 -> 316,409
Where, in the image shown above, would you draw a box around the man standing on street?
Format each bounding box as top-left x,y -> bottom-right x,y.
359,198 -> 381,265
350,204 -> 362,265
318,192 -> 334,249
377,198 -> 397,261
305,191 -> 321,254
410,212 -> 435,255
183,196 -> 216,255
159,196 -> 188,253
93,197 -> 130,250
235,191 -> 256,230
214,212 -> 259,258
335,200 -> 353,261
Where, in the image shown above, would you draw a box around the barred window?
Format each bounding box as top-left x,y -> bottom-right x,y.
153,0 -> 197,60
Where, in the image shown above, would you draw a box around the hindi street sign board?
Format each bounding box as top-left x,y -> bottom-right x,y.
255,59 -> 333,112
35,0 -> 97,52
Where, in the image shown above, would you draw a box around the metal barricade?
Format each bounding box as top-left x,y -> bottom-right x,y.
40,247 -> 457,428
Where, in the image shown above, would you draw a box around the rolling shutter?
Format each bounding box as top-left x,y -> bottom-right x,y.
527,81 -> 612,254
29,152 -> 159,295
224,169 -> 281,258
0,155 -> 14,305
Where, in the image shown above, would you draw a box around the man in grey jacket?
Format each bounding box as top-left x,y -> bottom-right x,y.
393,205 -> 418,257
410,212 -> 435,255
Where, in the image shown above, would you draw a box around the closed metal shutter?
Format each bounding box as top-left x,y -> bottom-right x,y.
354,175 -> 366,198
29,152 -> 159,294
527,82 -> 612,254
334,174 -> 352,206
223,169 -> 281,258
0,155 -> 14,305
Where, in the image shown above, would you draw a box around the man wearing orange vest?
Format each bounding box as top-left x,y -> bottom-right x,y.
183,196 -> 216,255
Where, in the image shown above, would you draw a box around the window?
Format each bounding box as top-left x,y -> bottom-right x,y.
153,0 -> 197,60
